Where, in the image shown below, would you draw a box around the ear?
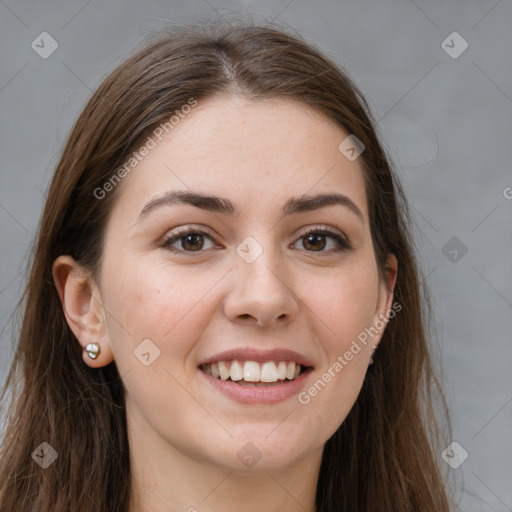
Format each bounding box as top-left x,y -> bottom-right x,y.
371,253 -> 399,347
52,255 -> 114,368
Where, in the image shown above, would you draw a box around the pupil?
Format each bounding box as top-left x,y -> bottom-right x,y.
304,234 -> 325,251
184,234 -> 203,250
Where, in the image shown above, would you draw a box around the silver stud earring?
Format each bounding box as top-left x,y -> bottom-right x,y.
369,345 -> 377,366
85,342 -> 101,360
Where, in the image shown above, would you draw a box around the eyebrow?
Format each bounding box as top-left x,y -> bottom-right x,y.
137,190 -> 364,223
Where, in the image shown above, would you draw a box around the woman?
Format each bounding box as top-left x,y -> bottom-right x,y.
0,19 -> 453,511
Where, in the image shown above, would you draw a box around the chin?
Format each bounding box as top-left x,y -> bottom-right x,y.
196,428 -> 319,473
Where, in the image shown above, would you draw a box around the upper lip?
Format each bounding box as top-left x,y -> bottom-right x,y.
198,347 -> 314,368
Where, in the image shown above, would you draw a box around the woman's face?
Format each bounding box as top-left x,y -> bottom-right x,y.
91,95 -> 396,472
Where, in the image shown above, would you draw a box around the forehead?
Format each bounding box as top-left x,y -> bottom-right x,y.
108,95 -> 368,225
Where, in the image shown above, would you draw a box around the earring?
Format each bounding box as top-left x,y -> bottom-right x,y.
368,345 -> 377,366
85,342 -> 101,360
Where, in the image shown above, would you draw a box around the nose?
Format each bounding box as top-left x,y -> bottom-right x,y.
223,242 -> 299,327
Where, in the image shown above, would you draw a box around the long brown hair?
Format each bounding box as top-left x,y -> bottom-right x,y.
0,18 -> 454,511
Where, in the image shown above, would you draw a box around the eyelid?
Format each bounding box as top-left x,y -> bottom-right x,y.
295,224 -> 347,241
164,224 -> 214,238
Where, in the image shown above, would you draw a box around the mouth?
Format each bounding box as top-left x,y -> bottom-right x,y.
197,347 -> 314,403
200,360 -> 310,387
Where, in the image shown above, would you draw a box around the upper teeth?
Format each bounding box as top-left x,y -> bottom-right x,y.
202,360 -> 302,382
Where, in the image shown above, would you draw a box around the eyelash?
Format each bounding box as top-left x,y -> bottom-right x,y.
160,225 -> 352,255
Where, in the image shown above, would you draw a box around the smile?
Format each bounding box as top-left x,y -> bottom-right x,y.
200,360 -> 306,386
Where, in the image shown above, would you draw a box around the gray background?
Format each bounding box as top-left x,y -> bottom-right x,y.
1,0 -> 511,510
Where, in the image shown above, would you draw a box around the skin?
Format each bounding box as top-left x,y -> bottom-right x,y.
53,95 -> 397,512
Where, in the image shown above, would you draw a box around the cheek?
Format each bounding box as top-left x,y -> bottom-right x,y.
306,257 -> 379,350
100,258 -> 218,364
99,260 -> 218,419
294,257 -> 378,426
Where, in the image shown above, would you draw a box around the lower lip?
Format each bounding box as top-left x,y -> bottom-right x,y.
199,367 -> 313,404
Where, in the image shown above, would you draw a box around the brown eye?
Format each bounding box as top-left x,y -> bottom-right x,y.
180,233 -> 205,251
162,229 -> 215,253
294,227 -> 352,253
302,233 -> 327,251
